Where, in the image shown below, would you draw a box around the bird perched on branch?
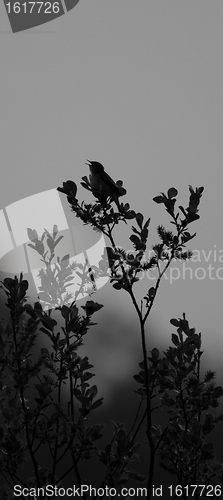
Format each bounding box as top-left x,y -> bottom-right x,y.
85,160 -> 126,210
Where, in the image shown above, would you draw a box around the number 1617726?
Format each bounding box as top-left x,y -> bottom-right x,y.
168,484 -> 222,497
5,2 -> 60,14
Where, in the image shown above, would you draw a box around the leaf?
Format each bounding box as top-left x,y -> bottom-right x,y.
58,180 -> 77,197
213,386 -> 223,399
130,234 -> 145,250
2,278 -> 12,292
89,423 -> 104,440
148,287 -> 155,298
130,235 -> 141,245
144,218 -> 151,230
27,243 -> 36,251
124,203 -> 130,210
151,348 -> 159,361
40,316 -> 57,332
168,187 -> 178,199
61,305 -> 70,320
202,413 -> 215,435
47,237 -> 54,252
133,374 -> 145,384
81,181 -> 92,191
35,241 -> 45,256
81,301 -> 103,315
53,225 -> 58,239
20,279 -> 29,292
54,236 -> 64,247
170,318 -> 179,327
113,282 -> 122,290
117,186 -> 127,196
116,429 -> 126,443
82,371 -> 94,382
171,334 -> 180,346
136,212 -> 144,228
153,195 -> 164,204
89,398 -> 104,412
88,385 -> 98,398
81,176 -> 89,184
27,228 -> 38,242
125,210 -> 136,219
179,205 -> 187,217
59,254 -> 69,263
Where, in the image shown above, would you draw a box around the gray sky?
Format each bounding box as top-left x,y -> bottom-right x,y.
0,1 -> 223,397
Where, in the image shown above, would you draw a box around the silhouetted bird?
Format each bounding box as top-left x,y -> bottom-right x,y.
86,160 -> 126,210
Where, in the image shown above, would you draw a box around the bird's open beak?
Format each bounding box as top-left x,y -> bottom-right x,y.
85,159 -> 91,166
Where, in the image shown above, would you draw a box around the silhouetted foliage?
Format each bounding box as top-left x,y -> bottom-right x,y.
1,164 -> 222,499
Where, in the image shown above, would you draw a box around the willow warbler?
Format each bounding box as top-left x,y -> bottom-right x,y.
86,160 -> 125,210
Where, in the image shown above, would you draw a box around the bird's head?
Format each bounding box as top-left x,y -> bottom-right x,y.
86,160 -> 104,174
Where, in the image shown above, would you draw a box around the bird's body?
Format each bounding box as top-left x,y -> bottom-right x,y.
86,161 -> 124,210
